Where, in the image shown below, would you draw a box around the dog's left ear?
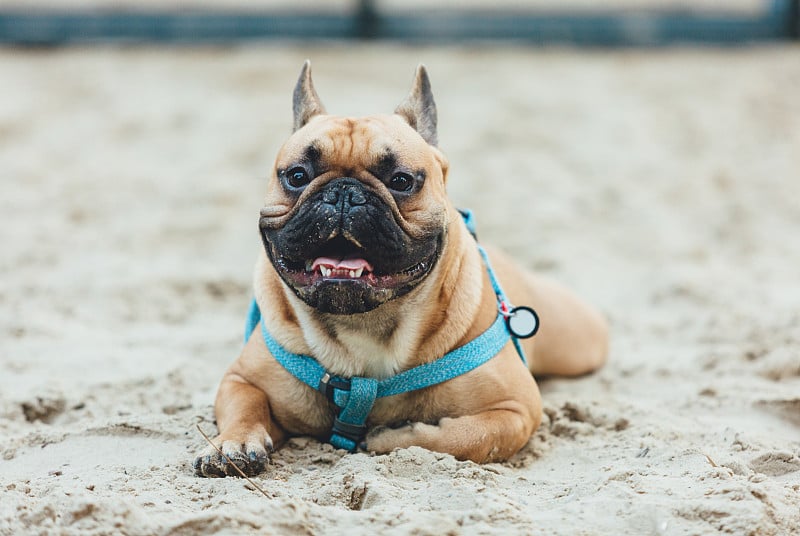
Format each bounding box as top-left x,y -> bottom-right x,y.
293,60 -> 326,132
395,65 -> 438,146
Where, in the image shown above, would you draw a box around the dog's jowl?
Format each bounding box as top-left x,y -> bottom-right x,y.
194,62 -> 608,478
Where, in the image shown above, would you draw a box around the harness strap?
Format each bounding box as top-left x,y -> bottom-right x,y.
477,245 -> 528,365
330,377 -> 377,450
247,301 -> 511,450
374,314 -> 509,397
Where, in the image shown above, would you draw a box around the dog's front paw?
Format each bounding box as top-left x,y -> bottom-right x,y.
193,427 -> 274,478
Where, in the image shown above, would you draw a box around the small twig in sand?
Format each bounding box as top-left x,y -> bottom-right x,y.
196,424 -> 272,499
703,453 -> 718,468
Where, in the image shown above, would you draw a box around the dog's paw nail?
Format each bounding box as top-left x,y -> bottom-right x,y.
244,450 -> 268,475
192,457 -> 203,474
247,450 -> 267,462
198,459 -> 226,478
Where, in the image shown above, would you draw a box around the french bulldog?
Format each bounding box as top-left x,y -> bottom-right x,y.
194,61 -> 608,477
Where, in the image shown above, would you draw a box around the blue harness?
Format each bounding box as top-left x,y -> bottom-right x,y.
244,210 -> 534,451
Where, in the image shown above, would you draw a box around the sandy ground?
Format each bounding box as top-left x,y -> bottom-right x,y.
1,44 -> 799,535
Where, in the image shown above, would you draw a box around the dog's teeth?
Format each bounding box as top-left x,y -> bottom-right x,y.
317,266 -> 366,278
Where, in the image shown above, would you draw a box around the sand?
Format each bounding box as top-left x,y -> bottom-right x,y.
1,44 -> 799,535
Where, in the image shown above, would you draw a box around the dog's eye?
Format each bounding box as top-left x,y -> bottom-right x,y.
285,167 -> 311,189
388,172 -> 414,193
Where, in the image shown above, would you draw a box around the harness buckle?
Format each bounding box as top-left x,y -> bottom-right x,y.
331,417 -> 368,445
318,373 -> 351,405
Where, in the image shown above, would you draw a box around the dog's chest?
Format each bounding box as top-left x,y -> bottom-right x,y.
310,323 -> 417,379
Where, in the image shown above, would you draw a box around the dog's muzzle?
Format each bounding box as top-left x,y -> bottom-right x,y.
259,177 -> 443,315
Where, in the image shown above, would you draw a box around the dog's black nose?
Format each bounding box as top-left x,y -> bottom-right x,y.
322,178 -> 368,212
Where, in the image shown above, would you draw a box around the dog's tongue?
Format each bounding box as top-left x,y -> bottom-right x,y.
311,256 -> 373,272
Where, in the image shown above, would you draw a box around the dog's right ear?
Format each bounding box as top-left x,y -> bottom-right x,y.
293,60 -> 326,132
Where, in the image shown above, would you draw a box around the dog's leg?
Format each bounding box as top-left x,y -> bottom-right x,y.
193,374 -> 284,478
365,402 -> 541,463
365,410 -> 539,463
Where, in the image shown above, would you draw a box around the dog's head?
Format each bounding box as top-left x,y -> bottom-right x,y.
259,62 -> 451,315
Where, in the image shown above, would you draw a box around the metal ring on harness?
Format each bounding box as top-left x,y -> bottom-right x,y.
318,373 -> 351,406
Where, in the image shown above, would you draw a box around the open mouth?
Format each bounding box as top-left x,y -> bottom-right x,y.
269,236 -> 437,291
274,251 -> 434,291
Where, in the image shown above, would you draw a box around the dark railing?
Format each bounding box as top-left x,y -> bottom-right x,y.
0,0 -> 797,46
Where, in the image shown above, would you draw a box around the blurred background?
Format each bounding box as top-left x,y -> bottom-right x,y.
2,3 -> 800,535
1,0 -> 798,45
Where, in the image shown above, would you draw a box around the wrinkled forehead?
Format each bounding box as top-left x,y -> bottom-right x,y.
276,114 -> 433,171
